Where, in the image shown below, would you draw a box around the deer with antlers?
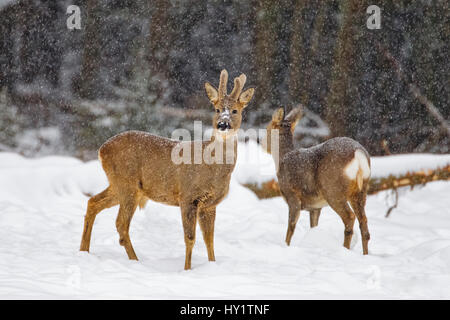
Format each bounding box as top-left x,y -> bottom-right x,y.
266,106 -> 371,254
80,70 -> 255,269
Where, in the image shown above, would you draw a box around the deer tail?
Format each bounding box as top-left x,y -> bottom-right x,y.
356,167 -> 364,191
355,149 -> 370,191
138,196 -> 149,210
344,149 -> 371,191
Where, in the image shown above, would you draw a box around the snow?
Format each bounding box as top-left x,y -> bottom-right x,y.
0,144 -> 450,299
370,153 -> 450,178
0,0 -> 16,10
233,140 -> 277,185
15,127 -> 63,157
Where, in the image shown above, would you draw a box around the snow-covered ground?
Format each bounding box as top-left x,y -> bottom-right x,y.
0,143 -> 449,299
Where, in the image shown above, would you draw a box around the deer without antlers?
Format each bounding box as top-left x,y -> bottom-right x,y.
266,106 -> 371,254
80,69 -> 255,269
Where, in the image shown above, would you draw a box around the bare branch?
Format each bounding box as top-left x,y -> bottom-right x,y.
376,42 -> 450,137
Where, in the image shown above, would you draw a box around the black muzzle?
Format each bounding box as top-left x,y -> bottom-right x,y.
217,121 -> 231,131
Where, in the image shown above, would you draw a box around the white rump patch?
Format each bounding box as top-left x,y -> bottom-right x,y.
355,149 -> 371,179
344,150 -> 371,180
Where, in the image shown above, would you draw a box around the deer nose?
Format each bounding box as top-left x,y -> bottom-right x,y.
217,121 -> 231,131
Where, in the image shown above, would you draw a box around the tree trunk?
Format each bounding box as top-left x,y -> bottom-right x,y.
324,0 -> 364,137
78,0 -> 102,99
288,0 -> 309,105
0,5 -> 16,92
301,1 -> 326,107
148,0 -> 173,102
254,0 -> 281,112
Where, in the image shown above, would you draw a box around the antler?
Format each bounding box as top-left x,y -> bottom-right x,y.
218,69 -> 228,100
229,74 -> 247,100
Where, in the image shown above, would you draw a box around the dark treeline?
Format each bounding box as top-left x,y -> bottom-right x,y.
0,0 -> 448,158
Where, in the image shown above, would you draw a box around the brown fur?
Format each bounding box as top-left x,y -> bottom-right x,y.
266,106 -> 371,254
80,70 -> 255,269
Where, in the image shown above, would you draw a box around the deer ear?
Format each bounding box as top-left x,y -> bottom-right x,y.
205,82 -> 218,103
285,107 -> 303,130
239,88 -> 255,106
272,107 -> 285,123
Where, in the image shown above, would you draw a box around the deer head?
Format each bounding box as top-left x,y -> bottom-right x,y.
205,69 -> 255,139
266,105 -> 303,154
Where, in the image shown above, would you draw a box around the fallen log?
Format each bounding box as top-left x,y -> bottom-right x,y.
243,164 -> 450,199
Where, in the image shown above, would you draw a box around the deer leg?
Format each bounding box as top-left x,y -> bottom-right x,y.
198,206 -> 216,262
285,200 -> 301,246
309,209 -> 321,228
342,207 -> 356,250
350,193 -> 370,255
80,187 -> 118,252
116,193 -> 139,260
181,202 -> 198,270
327,200 -> 356,250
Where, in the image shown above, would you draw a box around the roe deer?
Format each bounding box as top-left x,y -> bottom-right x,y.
80,69 -> 255,269
266,106 -> 371,254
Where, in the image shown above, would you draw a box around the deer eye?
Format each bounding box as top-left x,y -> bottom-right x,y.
232,109 -> 238,114
216,109 -> 220,113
